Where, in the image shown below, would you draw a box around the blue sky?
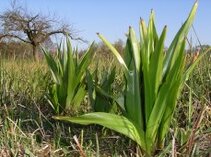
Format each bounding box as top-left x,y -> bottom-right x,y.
0,0 -> 211,49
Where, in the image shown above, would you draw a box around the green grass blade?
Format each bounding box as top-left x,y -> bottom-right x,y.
184,47 -> 211,81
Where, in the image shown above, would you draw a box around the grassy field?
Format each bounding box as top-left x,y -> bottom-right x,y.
0,51 -> 210,156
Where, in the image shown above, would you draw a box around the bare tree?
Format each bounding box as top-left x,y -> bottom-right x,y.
0,1 -> 79,60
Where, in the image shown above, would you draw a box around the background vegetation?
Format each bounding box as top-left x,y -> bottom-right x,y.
0,43 -> 210,156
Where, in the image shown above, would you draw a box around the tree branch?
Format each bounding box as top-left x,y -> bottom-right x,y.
0,34 -> 31,43
47,30 -> 87,43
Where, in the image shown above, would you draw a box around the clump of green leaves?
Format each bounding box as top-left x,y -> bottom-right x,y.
86,66 -> 117,112
54,2 -> 203,156
43,38 -> 95,114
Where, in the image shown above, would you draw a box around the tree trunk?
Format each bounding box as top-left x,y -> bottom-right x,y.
32,45 -> 39,61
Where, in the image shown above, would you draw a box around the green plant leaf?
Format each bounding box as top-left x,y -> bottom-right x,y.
43,49 -> 61,84
97,33 -> 128,72
77,42 -> 95,84
163,2 -> 198,76
66,38 -> 76,107
71,85 -> 86,108
129,27 -> 141,72
124,70 -> 143,130
149,26 -> 167,98
54,112 -> 146,149
43,37 -> 94,114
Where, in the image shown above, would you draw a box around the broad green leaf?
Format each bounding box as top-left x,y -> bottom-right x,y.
66,38 -> 76,107
77,42 -> 95,83
71,85 -> 86,108
129,27 -> 141,72
140,19 -> 147,46
125,70 -> 144,130
149,26 -> 167,97
141,53 -> 151,124
147,11 -> 155,59
146,82 -> 170,151
124,38 -> 134,71
157,80 -> 181,146
43,49 -> 61,84
158,40 -> 186,145
151,11 -> 159,44
54,112 -> 146,149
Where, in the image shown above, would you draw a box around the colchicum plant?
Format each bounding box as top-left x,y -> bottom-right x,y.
54,2 -> 204,155
86,66 -> 117,112
43,38 -> 95,114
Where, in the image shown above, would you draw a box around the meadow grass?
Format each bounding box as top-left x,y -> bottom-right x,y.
0,52 -> 210,156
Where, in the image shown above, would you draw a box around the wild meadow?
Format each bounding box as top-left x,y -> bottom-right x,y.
0,2 -> 211,157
